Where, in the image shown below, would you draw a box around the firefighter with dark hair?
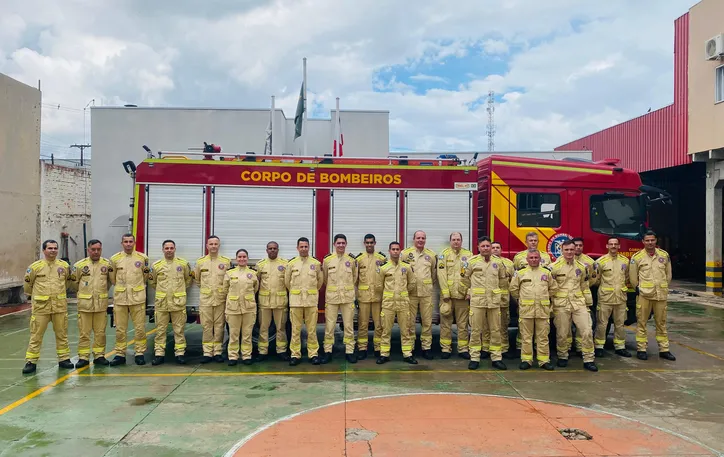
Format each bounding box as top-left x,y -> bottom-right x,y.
490,241 -> 516,359
356,234 -> 386,359
438,231 -> 473,359
255,241 -> 290,362
222,249 -> 258,365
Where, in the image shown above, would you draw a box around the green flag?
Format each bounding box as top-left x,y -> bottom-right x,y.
294,82 -> 304,140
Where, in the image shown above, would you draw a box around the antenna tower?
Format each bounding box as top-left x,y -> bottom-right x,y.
486,90 -> 495,152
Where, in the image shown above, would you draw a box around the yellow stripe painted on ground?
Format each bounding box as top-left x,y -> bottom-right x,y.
706,261 -> 722,267
672,341 -> 724,361
491,160 -> 613,175
0,328 -> 157,417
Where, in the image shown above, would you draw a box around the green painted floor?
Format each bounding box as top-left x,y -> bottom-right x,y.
0,302 -> 722,456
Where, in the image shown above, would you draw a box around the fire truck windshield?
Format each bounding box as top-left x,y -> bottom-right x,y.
590,194 -> 646,240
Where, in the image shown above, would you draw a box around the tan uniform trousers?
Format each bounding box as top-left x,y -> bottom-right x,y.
290,307 -> 320,359
227,312 -> 256,361
470,307 -> 502,362
78,311 -> 107,361
154,310 -> 187,357
324,303 -> 355,354
553,307 -> 595,363
357,301 -> 382,352
26,313 -> 70,363
380,307 -> 413,357
594,304 -> 627,350
408,296 -> 433,350
259,308 -> 288,355
200,305 -> 225,357
440,299 -> 470,353
114,304 -> 147,356
636,297 -> 669,352
519,317 -> 550,365
483,301 -> 510,353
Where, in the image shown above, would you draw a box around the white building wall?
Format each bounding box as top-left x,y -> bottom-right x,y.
40,162 -> 91,265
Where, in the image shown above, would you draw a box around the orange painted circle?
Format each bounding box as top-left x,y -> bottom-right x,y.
231,394 -> 716,457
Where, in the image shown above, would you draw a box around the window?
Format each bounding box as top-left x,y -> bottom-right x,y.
590,195 -> 645,240
516,193 -> 560,227
717,66 -> 724,104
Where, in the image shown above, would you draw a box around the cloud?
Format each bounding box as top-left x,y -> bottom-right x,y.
0,0 -> 693,157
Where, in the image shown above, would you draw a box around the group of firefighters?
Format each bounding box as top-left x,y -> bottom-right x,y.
20,228 -> 675,374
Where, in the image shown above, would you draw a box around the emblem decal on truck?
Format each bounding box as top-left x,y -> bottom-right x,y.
547,233 -> 572,261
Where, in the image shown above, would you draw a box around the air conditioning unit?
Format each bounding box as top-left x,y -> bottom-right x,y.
705,34 -> 724,60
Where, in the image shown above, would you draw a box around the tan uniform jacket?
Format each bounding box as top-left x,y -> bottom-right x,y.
629,248 -> 671,301
194,254 -> 231,307
401,247 -> 437,298
284,256 -> 324,308
593,254 -> 629,305
497,256 -> 515,303
24,259 -> 71,314
380,261 -> 416,309
461,255 -> 508,308
509,266 -> 557,319
222,266 -> 259,314
256,257 -> 289,309
109,251 -> 149,306
323,252 -> 358,305
513,250 -> 552,270
356,252 -> 386,303
437,247 -> 473,300
149,257 -> 192,312
71,257 -> 112,313
575,253 -> 596,305
550,258 -> 589,311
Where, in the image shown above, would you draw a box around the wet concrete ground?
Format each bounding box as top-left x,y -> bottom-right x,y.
0,300 -> 722,457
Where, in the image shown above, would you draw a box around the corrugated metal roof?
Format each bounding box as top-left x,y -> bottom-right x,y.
555,13 -> 691,173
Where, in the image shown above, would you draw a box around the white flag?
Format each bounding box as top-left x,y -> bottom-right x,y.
263,117 -> 272,155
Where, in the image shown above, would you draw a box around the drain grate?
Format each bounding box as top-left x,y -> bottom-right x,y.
559,428 -> 593,440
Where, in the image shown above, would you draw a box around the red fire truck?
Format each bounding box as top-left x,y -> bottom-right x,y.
123,151 -> 667,343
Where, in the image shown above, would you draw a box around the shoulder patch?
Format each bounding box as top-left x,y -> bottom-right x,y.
111,252 -> 124,261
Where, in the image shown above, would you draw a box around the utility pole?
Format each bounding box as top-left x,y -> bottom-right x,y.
70,144 -> 91,166
486,91 -> 495,153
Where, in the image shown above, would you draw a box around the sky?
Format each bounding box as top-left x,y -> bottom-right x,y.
0,0 -> 692,159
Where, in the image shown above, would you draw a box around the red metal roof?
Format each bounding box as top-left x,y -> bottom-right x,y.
555,13 -> 690,173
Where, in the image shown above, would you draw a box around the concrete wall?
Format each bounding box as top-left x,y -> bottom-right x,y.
688,0 -> 724,154
90,107 -> 390,247
0,73 -> 41,292
40,163 -> 91,265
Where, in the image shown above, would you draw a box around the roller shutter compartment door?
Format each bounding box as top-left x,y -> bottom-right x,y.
331,189 -> 399,255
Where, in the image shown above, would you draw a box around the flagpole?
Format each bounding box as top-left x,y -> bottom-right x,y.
334,97 -> 340,157
303,57 -> 308,156
270,95 -> 275,155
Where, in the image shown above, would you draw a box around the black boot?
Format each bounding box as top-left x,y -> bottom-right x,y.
440,352 -> 451,359
637,351 -> 648,360
228,359 -> 238,366
75,359 -> 90,369
615,349 -> 632,358
557,358 -> 568,368
277,352 -> 290,362
403,356 -> 418,365
376,356 -> 389,365
583,362 -> 599,372
254,354 -> 268,363
242,359 -> 253,365
175,356 -> 186,365
152,356 -> 165,366
357,350 -> 368,361
213,355 -> 224,363
480,351 -> 491,360
594,348 -> 605,358
540,362 -> 555,371
519,362 -> 532,370
110,356 -> 126,366
503,351 -> 517,360
200,356 -> 212,364
22,362 -> 36,374
310,356 -> 320,365
458,352 -> 470,360
422,350 -> 433,360
320,353 -> 331,364
135,355 -> 146,365
492,360 -> 507,370
289,357 -> 300,366
93,357 -> 110,366
345,353 -> 357,364
468,361 -> 480,370
58,359 -> 75,369
659,352 -> 676,361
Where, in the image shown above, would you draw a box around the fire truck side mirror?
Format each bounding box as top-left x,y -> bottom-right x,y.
122,161 -> 137,175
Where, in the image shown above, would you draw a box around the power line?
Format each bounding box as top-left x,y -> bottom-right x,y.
69,144 -> 91,166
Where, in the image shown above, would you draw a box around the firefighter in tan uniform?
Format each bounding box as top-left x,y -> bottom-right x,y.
149,240 -> 192,366
285,237 -> 324,366
356,234 -> 386,359
255,241 -> 290,362
71,240 -> 112,368
437,232 -> 473,359
376,241 -> 417,365
572,237 -> 595,354
321,234 -> 358,364
593,237 -> 632,358
513,232 -> 552,270
550,240 -> 598,372
22,240 -> 74,374
509,250 -> 557,370
462,237 -> 508,370
222,249 -> 258,365
109,233 -> 149,366
491,241 -> 516,359
194,236 -> 231,364
401,230 -> 437,359
629,230 -> 675,361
